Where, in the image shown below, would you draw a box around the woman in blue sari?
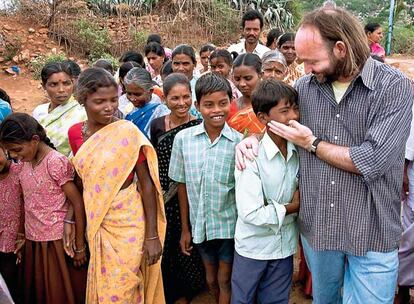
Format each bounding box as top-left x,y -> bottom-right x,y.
124,67 -> 170,138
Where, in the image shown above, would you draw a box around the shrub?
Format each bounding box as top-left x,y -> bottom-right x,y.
391,25 -> 414,55
74,19 -> 111,60
90,52 -> 119,70
130,28 -> 148,52
30,53 -> 66,80
3,38 -> 22,61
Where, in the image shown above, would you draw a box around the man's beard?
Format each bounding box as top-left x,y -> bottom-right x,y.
315,55 -> 346,84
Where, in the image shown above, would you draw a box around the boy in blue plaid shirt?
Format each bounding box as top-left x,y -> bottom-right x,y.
169,73 -> 242,303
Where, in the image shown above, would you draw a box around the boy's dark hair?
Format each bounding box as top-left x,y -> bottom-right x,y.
172,44 -> 197,65
266,28 -> 283,47
195,73 -> 232,103
252,79 -> 298,115
147,33 -> 162,45
364,22 -> 381,34
93,59 -> 114,75
233,53 -> 262,74
0,112 -> 55,149
0,88 -> 11,105
209,49 -> 233,66
161,60 -> 173,78
163,73 -> 191,97
62,59 -> 81,78
119,51 -> 145,69
75,68 -> 117,105
242,10 -> 264,29
200,44 -> 216,55
277,32 -> 295,48
144,42 -> 166,58
41,62 -> 73,85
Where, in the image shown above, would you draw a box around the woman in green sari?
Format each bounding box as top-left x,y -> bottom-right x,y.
150,73 -> 205,304
32,62 -> 86,156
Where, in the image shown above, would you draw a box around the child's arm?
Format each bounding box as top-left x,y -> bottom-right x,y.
136,160 -> 162,266
62,181 -> 87,267
178,183 -> 192,256
15,189 -> 25,264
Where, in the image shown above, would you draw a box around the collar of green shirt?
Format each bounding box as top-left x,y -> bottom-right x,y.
261,132 -> 297,161
193,122 -> 239,142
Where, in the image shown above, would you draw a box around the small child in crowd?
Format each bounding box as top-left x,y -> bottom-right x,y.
0,147 -> 23,303
198,44 -> 216,74
169,73 -> 242,304
0,113 -> 87,304
231,79 -> 300,304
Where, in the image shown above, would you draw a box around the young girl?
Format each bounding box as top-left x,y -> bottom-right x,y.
124,67 -> 170,139
198,44 -> 216,74
145,42 -> 167,86
0,113 -> 87,304
0,148 -> 23,303
69,67 -> 165,303
228,53 -> 265,135
150,73 -> 205,303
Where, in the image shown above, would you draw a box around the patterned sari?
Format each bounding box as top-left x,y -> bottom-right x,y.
72,120 -> 166,304
228,105 -> 266,136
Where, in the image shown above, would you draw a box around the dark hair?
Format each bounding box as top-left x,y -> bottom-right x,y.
119,61 -> 141,80
242,10 -> 264,29
75,68 -> 117,105
146,33 -> 162,45
209,49 -> 233,66
93,59 -> 114,75
172,44 -> 197,65
200,44 -> 216,55
252,79 -> 298,115
230,51 -> 239,61
144,42 -> 166,59
364,22 -> 381,34
163,73 -> 191,97
161,60 -> 173,78
62,60 -> 81,78
0,113 -> 55,149
266,29 -> 283,47
195,73 -> 232,103
119,51 -> 145,69
371,54 -> 384,63
277,32 -> 295,48
40,62 -> 73,85
233,53 -> 262,74
0,88 -> 11,105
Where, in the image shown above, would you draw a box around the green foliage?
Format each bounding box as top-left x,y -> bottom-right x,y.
30,53 -> 66,80
86,0 -> 158,15
210,0 -> 240,45
130,28 -> 148,51
91,52 -> 119,70
74,19 -> 111,60
392,25 -> 414,54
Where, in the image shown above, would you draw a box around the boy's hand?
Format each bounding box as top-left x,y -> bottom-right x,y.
180,230 -> 193,256
286,190 -> 300,215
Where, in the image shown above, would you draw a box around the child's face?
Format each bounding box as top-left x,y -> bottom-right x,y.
232,65 -> 261,98
126,83 -> 152,108
258,99 -> 299,127
43,72 -> 74,107
262,61 -> 287,81
196,90 -> 230,130
85,86 -> 118,125
146,52 -> 165,72
2,139 -> 39,163
210,57 -> 231,78
0,148 -> 9,172
200,51 -> 211,69
165,84 -> 192,119
172,54 -> 195,80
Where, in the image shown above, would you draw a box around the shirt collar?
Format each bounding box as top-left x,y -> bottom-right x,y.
194,122 -> 238,142
261,132 -> 297,161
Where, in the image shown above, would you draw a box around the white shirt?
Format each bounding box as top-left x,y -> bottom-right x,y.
228,39 -> 270,59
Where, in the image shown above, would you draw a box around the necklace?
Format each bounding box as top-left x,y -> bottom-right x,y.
168,113 -> 191,130
82,118 -> 115,142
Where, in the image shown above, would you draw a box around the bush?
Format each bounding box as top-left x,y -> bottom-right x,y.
391,25 -> 414,55
130,28 -> 148,52
74,19 -> 111,60
30,53 -> 66,80
90,52 -> 119,70
3,38 -> 22,61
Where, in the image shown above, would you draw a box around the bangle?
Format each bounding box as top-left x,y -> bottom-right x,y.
64,219 -> 75,224
146,236 -> 159,241
74,244 -> 86,253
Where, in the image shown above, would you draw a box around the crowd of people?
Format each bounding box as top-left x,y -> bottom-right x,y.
0,4 -> 413,304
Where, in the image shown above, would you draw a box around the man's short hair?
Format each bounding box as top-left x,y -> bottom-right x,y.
242,10 -> 264,29
195,73 -> 232,103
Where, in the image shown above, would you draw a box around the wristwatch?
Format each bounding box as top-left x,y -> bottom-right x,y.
310,137 -> 322,154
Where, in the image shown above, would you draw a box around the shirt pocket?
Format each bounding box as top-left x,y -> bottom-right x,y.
213,155 -> 236,187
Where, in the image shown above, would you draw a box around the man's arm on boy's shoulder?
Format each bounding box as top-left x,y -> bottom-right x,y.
235,160 -> 286,230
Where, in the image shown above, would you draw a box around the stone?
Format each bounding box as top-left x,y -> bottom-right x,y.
3,25 -> 12,31
20,49 -> 30,61
12,55 -> 19,63
38,28 -> 48,34
28,28 -> 36,34
0,57 -> 4,63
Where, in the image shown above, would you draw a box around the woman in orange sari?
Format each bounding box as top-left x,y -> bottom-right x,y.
228,53 -> 265,136
68,68 -> 166,304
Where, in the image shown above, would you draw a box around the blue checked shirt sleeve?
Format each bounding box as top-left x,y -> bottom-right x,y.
168,132 -> 186,183
350,77 -> 413,184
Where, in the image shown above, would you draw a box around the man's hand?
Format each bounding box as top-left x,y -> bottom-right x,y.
235,136 -> 260,170
268,120 -> 315,151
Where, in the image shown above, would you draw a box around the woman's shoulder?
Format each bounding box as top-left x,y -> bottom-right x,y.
32,103 -> 50,121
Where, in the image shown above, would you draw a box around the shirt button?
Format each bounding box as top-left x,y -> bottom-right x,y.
331,181 -> 335,185
330,203 -> 334,208
336,114 -> 340,118
334,136 -> 338,140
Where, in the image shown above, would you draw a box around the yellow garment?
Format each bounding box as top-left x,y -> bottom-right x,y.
72,120 -> 166,304
332,81 -> 351,104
